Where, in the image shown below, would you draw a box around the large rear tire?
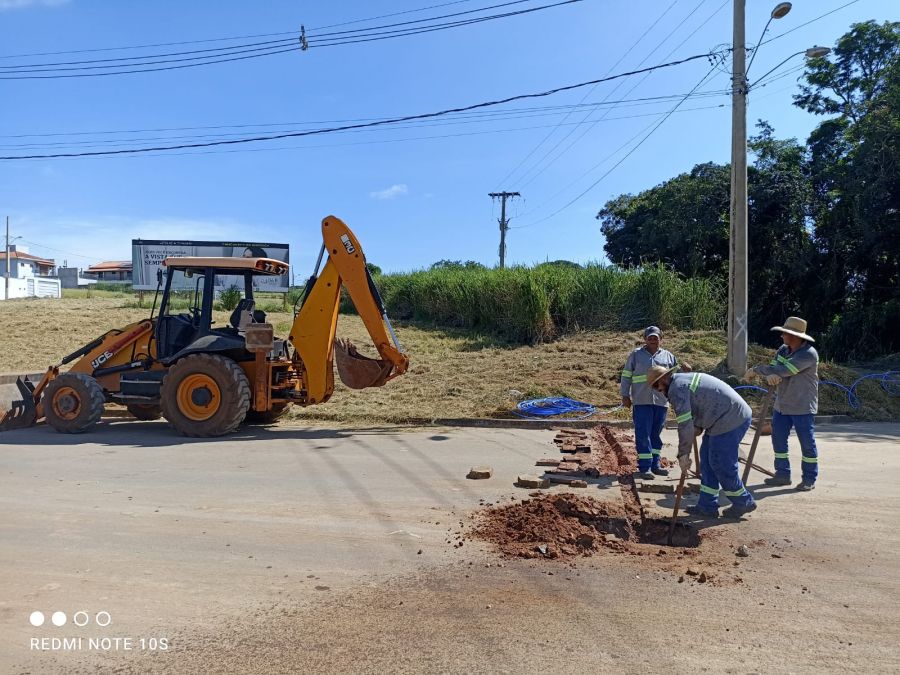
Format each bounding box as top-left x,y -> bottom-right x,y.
127,404 -> 162,421
43,373 -> 105,434
160,354 -> 250,437
244,403 -> 290,425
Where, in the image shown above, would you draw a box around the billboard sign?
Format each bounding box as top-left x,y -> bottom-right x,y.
132,240 -> 290,292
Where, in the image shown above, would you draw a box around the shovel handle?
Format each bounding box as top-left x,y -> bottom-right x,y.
741,390 -> 775,485
667,438 -> 696,546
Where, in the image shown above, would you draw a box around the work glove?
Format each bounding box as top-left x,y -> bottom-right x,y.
622,396 -> 632,409
678,453 -> 692,473
766,373 -> 782,386
742,369 -> 759,383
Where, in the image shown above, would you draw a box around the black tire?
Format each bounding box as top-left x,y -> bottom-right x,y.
244,403 -> 290,425
127,404 -> 162,421
43,373 -> 105,434
160,354 -> 250,437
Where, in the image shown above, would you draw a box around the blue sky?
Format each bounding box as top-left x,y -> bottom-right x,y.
0,0 -> 896,275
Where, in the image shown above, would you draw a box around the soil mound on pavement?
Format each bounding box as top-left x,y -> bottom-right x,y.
470,494 -> 699,560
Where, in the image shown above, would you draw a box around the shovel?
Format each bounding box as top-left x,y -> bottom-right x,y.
0,377 -> 38,431
333,338 -> 394,389
667,438 -> 698,546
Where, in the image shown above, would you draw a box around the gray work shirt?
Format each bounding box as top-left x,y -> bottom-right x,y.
620,346 -> 678,406
753,343 -> 819,415
666,372 -> 752,457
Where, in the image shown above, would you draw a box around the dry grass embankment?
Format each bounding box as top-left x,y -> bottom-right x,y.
0,297 -> 896,424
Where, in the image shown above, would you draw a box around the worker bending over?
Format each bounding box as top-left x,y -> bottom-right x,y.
619,326 -> 688,480
647,365 -> 757,519
744,316 -> 819,492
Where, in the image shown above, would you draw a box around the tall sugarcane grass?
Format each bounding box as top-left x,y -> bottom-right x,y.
345,263 -> 724,343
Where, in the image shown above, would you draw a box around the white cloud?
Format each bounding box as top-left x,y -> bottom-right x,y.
0,0 -> 70,11
369,184 -> 408,200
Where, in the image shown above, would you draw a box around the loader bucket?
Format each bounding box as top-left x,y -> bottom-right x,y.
334,338 -> 393,389
0,377 -> 38,431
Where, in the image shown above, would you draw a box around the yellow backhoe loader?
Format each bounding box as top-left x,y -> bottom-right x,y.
0,215 -> 408,437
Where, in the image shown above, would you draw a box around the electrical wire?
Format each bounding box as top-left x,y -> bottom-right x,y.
0,94 -> 729,152
510,56 -> 724,229
0,0 -> 477,59
515,0 -> 729,192
493,0 -> 678,189
0,50 -> 720,159
758,0 -> 862,47
0,0 -> 583,78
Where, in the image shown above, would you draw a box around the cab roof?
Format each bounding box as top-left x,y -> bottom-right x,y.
162,256 -> 288,276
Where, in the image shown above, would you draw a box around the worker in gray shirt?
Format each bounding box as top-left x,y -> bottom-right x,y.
647,365 -> 756,519
620,326 -> 688,480
744,316 -> 819,491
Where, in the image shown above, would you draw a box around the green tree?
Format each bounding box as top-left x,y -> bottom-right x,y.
796,20 -> 900,357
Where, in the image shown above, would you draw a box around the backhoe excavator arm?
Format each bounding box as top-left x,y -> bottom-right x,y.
288,215 -> 409,404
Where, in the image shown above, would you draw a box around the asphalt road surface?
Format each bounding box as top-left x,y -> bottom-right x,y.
1,420 -> 898,674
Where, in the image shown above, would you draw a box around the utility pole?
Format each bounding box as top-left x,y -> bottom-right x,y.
4,216 -> 9,301
727,0 -> 748,375
489,191 -> 519,269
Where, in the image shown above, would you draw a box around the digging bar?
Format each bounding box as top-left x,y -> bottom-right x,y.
667,438 -> 697,546
741,389 -> 775,485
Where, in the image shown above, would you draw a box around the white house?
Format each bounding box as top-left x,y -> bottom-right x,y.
0,245 -> 62,300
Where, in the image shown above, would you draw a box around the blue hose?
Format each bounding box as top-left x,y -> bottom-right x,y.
513,397 -> 597,420
736,371 -> 899,411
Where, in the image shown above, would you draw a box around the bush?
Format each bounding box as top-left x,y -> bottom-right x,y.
345,263 -> 725,343
218,285 -> 242,311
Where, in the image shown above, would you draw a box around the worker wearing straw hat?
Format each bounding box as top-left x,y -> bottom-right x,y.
619,326 -> 688,480
743,316 -> 820,492
647,365 -> 756,519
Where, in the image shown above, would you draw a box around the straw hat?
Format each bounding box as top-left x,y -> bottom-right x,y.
646,364 -> 680,388
771,316 -> 814,342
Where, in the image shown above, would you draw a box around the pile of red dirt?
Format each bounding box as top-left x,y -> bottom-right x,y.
469,494 -> 699,560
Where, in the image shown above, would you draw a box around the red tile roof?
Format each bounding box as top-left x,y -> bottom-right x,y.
0,251 -> 55,265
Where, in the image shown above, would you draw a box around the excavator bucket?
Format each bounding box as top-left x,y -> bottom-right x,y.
334,338 -> 394,389
0,377 -> 38,431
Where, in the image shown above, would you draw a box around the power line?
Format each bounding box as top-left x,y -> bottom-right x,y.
511,58 -> 724,229
758,0 -> 862,47
0,92 -> 729,151
0,0 -> 582,78
515,0 -> 729,191
0,50 -> 721,159
5,104 -> 728,161
494,0 -> 678,189
0,0 -> 478,59
0,103 -> 727,155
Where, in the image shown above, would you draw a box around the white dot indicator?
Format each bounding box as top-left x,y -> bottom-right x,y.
51,611 -> 67,626
29,611 -> 45,627
73,611 -> 89,627
95,611 -> 111,627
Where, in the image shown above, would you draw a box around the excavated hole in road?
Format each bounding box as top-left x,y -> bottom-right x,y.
470,494 -> 700,560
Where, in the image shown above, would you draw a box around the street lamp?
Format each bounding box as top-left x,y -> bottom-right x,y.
4,217 -> 23,301
726,1 -> 829,375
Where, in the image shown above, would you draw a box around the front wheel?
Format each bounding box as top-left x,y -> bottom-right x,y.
43,373 -> 105,433
160,354 -> 250,437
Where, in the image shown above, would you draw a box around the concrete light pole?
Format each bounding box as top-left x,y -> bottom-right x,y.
727,1 -> 792,375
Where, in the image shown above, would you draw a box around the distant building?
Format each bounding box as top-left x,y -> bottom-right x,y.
57,267 -> 98,289
85,260 -> 133,282
0,246 -> 55,278
0,245 -> 61,299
